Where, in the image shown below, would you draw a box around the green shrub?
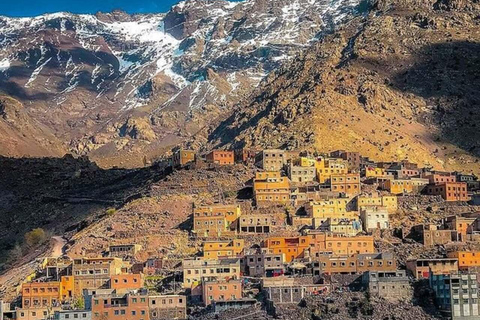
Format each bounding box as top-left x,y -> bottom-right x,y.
25,228 -> 47,248
106,208 -> 117,216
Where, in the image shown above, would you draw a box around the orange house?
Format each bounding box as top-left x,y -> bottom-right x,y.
423,173 -> 456,184
379,178 -> 429,194
264,236 -> 311,262
91,293 -> 149,320
315,158 -> 348,184
308,232 -> 375,258
425,182 -> 470,202
330,173 -> 361,196
203,239 -> 245,259
447,251 -> 480,270
206,150 -> 235,165
110,274 -> 144,291
253,172 -> 291,206
22,282 -> 61,309
202,279 -> 243,306
444,216 -> 476,241
60,276 -> 74,301
264,233 -> 375,262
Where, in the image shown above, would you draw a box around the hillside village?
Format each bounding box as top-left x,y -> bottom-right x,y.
1,147 -> 480,320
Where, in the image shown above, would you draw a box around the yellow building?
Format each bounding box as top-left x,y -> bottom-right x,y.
299,157 -> 316,167
305,199 -> 351,219
253,172 -> 291,205
203,239 -> 245,259
315,158 -> 348,184
357,195 -> 398,212
379,178 -> 429,195
365,167 -> 386,178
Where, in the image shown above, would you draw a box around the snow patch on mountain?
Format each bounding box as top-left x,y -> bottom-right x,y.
0,0 -> 366,113
0,59 -> 10,72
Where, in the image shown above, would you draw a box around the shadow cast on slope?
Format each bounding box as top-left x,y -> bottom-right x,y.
0,155 -> 166,271
387,41 -> 480,156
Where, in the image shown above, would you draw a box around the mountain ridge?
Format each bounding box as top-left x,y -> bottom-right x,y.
0,0 -> 366,167
206,0 -> 480,174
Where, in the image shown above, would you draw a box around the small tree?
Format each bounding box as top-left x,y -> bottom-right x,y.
73,297 -> 85,310
25,228 -> 47,248
106,208 -> 117,216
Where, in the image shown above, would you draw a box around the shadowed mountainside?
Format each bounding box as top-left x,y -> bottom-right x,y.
0,155 -> 165,270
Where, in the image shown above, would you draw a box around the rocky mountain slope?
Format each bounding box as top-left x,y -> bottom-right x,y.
0,0 -> 365,167
208,0 -> 480,174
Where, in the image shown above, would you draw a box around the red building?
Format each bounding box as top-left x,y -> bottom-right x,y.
206,150 -> 235,165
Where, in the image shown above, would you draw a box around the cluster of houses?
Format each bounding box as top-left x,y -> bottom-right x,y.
1,147 -> 480,320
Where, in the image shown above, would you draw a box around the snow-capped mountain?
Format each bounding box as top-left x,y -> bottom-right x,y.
0,0 -> 366,165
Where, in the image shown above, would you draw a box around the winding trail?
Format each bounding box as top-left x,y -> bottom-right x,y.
51,236 -> 67,258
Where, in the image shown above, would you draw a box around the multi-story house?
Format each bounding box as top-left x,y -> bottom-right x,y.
315,158 -> 348,184
171,147 -> 196,168
305,199 -> 350,219
362,270 -> 411,301
265,233 -> 375,262
182,258 -> 241,296
356,194 -> 398,212
203,239 -> 245,259
253,172 -> 290,206
202,279 -> 242,306
206,150 -> 235,165
263,236 -> 311,263
234,148 -> 258,164
149,295 -> 186,320
262,277 -> 329,305
406,258 -> 459,279
72,257 -> 125,297
379,178 -> 429,194
444,216 -> 477,241
91,291 -> 149,320
425,182 -> 470,202
430,273 -> 480,319
254,150 -> 286,172
286,162 -> 316,183
192,204 -> 241,238
307,232 -> 375,258
330,150 -> 361,171
360,206 -> 389,231
242,251 -> 285,277
313,218 -> 362,236
364,167 -> 387,178
21,282 -> 61,309
411,224 -> 453,247
422,172 -> 457,184
330,173 -> 361,196
447,251 -> 480,271
312,252 -> 396,275
238,214 -> 273,234
110,274 -> 144,291
108,244 -> 142,259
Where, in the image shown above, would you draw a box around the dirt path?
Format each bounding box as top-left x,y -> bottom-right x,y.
51,236 -> 67,258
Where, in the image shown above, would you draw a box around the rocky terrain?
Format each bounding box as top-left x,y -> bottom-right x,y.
0,0 -> 365,167
208,0 -> 480,175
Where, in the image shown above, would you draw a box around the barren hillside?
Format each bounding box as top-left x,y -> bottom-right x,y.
208,0 -> 480,174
